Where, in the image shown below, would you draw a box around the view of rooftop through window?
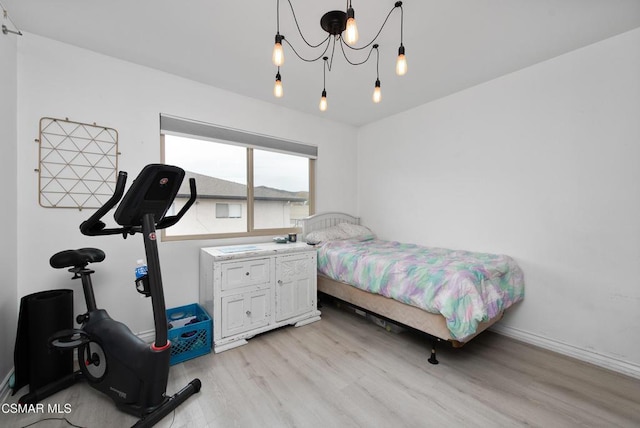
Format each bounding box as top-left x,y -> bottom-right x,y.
163,134 -> 311,239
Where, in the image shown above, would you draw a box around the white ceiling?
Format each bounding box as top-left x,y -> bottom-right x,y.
4,0 -> 640,127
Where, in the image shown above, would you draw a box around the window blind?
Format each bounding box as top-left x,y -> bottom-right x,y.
160,114 -> 317,159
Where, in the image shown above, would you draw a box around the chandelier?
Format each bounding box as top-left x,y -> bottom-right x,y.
272,1 -> 406,111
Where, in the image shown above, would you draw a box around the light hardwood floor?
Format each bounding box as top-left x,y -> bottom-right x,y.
4,303 -> 640,428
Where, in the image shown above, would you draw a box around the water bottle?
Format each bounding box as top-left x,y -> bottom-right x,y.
135,259 -> 148,279
135,259 -> 150,296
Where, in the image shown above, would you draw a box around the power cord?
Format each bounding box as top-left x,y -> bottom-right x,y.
18,406 -> 176,427
21,417 -> 85,428
168,409 -> 176,428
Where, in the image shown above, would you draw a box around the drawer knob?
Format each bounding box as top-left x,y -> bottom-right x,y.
277,280 -> 283,285
245,272 -> 250,276
246,310 -> 252,317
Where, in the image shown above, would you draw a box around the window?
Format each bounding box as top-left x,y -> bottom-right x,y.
160,115 -> 316,240
216,203 -> 242,219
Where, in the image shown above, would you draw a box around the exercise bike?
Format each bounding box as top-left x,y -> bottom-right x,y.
20,164 -> 201,427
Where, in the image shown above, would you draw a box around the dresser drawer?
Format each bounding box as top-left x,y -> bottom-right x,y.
220,258 -> 270,291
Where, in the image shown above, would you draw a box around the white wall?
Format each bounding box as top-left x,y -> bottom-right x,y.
0,26 -> 19,386
14,34 -> 357,349
357,28 -> 640,375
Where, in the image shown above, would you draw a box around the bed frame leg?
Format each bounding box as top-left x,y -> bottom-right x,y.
428,339 -> 439,365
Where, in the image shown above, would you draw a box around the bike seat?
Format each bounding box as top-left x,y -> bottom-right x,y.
49,329 -> 92,350
50,248 -> 106,269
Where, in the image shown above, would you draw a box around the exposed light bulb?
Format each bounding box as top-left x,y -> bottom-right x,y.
345,7 -> 359,45
372,79 -> 381,103
319,90 -> 327,111
272,34 -> 284,66
396,45 -> 407,76
274,73 -> 283,98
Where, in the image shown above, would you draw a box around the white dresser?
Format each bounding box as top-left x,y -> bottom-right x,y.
199,242 -> 321,353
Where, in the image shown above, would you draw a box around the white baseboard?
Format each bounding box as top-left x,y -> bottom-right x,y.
491,325 -> 640,380
137,329 -> 156,344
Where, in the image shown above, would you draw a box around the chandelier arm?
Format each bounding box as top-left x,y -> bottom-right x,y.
341,4 -> 399,51
327,36 -> 338,72
338,37 -> 376,66
323,57 -> 327,90
399,3 -> 404,45
282,36 -> 331,63
284,0 -> 331,48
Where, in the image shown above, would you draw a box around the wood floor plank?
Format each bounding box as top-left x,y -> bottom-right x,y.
3,303 -> 639,427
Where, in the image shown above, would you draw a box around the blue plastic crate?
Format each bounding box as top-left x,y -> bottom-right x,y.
166,303 -> 212,365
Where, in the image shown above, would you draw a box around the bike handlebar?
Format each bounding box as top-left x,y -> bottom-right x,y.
79,171 -> 197,237
80,171 -> 129,236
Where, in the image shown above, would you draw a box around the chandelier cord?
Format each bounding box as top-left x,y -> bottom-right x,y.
323,57 -> 327,90
399,3 -> 404,45
341,3 -> 400,52
376,46 -> 380,79
283,36 -> 331,63
280,0 -> 330,49
327,37 -> 338,71
338,37 -> 377,67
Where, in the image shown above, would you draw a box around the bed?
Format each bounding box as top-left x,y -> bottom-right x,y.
298,212 -> 525,363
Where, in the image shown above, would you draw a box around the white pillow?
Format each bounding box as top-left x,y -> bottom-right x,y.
305,225 -> 348,244
337,223 -> 376,241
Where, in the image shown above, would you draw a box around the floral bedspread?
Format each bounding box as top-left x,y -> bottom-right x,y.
316,239 -> 525,341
